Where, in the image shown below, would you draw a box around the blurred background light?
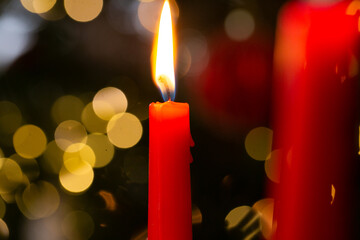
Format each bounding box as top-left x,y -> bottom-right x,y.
10,154 -> 40,181
20,0 -> 57,14
265,150 -> 281,183
64,0 -> 103,22
86,133 -> 115,168
252,198 -> 275,239
93,87 -> 128,121
41,140 -> 64,174
13,124 -> 47,159
107,113 -> 143,149
62,211 -> 94,240
0,101 -> 22,135
192,204 -> 202,224
0,219 -> 9,239
63,143 -> 96,169
245,127 -> 273,161
81,103 -> 108,134
225,205 -> 252,230
59,160 -> 94,193
54,120 -> 87,152
224,9 -> 255,42
17,181 -> 60,220
0,197 -> 6,219
0,158 -> 23,194
51,95 -> 84,125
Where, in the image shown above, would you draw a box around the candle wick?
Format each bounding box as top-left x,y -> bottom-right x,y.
158,75 -> 172,101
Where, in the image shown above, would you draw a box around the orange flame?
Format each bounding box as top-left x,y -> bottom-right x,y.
152,0 -> 176,101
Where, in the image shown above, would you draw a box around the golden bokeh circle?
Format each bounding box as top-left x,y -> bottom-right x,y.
41,140 -> 64,174
0,158 -> 23,194
59,161 -> 94,193
18,181 -> 60,219
0,197 -> 5,219
51,95 -> 84,125
13,124 -> 47,159
10,154 -> 40,181
252,198 -> 275,239
64,0 -> 103,22
245,127 -> 273,161
55,120 -> 87,152
62,211 -> 94,240
63,144 -> 96,171
0,218 -> 9,239
107,113 -> 143,149
0,101 -> 22,135
93,87 -> 128,121
21,0 -> 57,14
81,103 -> 108,133
86,133 -> 114,168
225,205 -> 252,229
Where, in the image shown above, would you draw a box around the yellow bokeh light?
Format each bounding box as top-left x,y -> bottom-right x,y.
10,154 -> 40,181
252,198 -> 275,239
62,211 -> 94,240
81,103 -> 108,133
0,158 -> 23,194
21,0 -> 57,14
331,184 -> 336,205
138,0 -> 179,33
225,205 -> 252,229
55,120 -> 87,152
59,162 -> 94,193
13,124 -> 47,159
224,9 -> 255,41
265,150 -> 281,183
0,219 -> 9,239
93,87 -> 128,121
107,113 -> 143,149
64,0 -> 103,22
51,95 -> 84,125
0,197 -> 5,219
41,140 -> 64,174
17,181 -> 60,220
245,127 -> 273,161
0,101 -> 22,135
192,204 -> 202,224
63,144 -> 96,171
86,133 -> 114,168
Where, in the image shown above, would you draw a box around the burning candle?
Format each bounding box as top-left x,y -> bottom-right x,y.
148,1 -> 194,240
272,1 -> 359,239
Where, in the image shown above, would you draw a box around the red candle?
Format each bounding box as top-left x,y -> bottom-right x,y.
272,1 -> 359,239
148,1 -> 194,240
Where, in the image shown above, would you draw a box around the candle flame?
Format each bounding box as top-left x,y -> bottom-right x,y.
152,0 -> 176,101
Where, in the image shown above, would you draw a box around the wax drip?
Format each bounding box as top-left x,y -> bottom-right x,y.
158,74 -> 172,101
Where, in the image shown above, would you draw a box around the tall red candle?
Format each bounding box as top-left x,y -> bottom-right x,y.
148,1 -> 194,240
272,1 -> 359,239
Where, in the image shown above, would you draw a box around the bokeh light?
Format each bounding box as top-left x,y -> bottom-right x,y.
265,150 -> 281,183
245,127 -> 273,161
107,113 -> 143,149
0,101 -> 22,136
225,205 -> 252,229
252,198 -> 275,239
16,181 -> 60,220
59,160 -> 94,193
21,0 -> 57,14
13,124 -> 47,159
64,0 -> 103,22
224,9 -> 255,41
0,197 -> 5,218
10,154 -> 39,181
93,87 -> 128,121
63,143 -> 96,170
192,204 -> 202,224
81,103 -> 108,134
51,95 -> 84,125
124,147 -> 148,183
0,158 -> 23,194
0,219 -> 9,239
55,120 -> 87,152
86,133 -> 114,168
331,184 -> 335,205
62,211 -> 94,240
41,140 -> 64,174
137,0 -> 179,33
98,190 -> 117,211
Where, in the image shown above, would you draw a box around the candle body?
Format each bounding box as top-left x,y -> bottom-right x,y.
148,101 -> 194,240
272,1 -> 359,240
